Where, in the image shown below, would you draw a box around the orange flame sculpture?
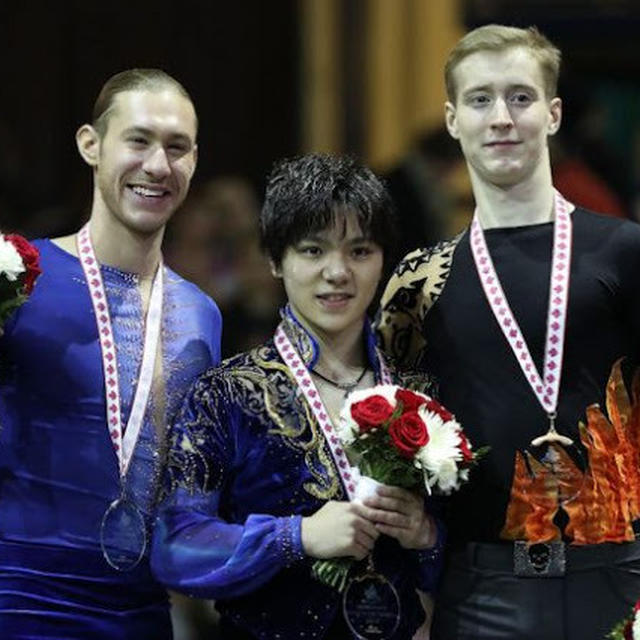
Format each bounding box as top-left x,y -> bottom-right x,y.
502,361 -> 640,544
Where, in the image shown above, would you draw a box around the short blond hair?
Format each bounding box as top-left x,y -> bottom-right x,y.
445,24 -> 561,102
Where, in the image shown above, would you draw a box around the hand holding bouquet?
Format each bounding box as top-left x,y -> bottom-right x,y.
608,599 -> 640,640
312,384 -> 486,590
0,233 -> 41,326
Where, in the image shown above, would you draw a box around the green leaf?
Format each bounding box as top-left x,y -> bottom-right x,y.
0,292 -> 26,326
311,558 -> 354,592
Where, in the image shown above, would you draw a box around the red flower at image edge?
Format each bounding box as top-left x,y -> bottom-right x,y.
395,388 -> 428,413
625,601 -> 640,640
389,411 -> 429,458
351,395 -> 394,433
6,234 -> 41,294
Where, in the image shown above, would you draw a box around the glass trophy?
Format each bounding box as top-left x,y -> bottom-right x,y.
100,497 -> 147,571
343,557 -> 401,640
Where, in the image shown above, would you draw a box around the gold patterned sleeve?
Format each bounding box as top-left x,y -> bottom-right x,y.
376,236 -> 462,370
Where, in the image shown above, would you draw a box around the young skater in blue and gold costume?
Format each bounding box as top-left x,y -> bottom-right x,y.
152,154 -> 443,639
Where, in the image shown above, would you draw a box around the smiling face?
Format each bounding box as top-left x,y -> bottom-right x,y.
445,46 -> 561,188
272,211 -> 383,343
77,88 -> 198,239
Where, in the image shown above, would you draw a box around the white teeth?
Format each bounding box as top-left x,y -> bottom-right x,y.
131,185 -> 166,197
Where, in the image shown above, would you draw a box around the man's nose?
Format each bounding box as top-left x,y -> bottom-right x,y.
490,98 -> 514,129
322,253 -> 350,281
143,145 -> 171,178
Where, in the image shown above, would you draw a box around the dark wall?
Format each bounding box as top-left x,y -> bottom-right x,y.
463,0 -> 640,77
0,0 -> 299,236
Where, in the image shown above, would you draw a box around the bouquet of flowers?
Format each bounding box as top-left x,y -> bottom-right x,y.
0,233 -> 41,326
608,599 -> 640,640
313,384 -> 485,590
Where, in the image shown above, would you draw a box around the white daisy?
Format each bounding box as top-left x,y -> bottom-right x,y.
335,412 -> 357,445
0,235 -> 25,282
416,411 -> 463,493
417,410 -> 462,465
433,458 -> 460,493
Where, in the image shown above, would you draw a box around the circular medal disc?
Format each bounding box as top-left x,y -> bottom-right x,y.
100,498 -> 147,572
343,573 -> 401,640
524,441 -> 586,506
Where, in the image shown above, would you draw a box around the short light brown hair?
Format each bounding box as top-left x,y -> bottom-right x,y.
91,68 -> 196,137
445,24 -> 561,102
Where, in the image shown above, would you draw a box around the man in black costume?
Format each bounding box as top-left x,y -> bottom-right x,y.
378,24 -> 640,640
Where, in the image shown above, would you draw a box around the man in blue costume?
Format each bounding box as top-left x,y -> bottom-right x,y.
378,24 -> 640,640
0,69 -> 221,639
151,154 -> 444,639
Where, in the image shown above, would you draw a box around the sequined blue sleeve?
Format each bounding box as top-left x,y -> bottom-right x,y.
150,371 -> 305,599
412,514 -> 446,593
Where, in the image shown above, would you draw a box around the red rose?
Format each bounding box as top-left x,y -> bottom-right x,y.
6,234 -> 41,294
351,395 -> 394,432
388,411 -> 429,458
395,388 -> 427,413
425,398 -> 454,423
458,431 -> 474,463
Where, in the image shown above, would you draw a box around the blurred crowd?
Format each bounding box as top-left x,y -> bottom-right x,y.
163,176 -> 284,360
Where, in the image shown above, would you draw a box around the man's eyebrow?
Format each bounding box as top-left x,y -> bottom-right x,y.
507,83 -> 539,93
121,126 -> 193,144
298,234 -> 372,244
461,84 -> 491,97
122,126 -> 153,137
462,82 -> 538,97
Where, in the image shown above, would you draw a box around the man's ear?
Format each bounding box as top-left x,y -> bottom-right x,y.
76,124 -> 100,168
444,101 -> 459,140
188,143 -> 199,180
547,97 -> 562,136
269,259 -> 281,278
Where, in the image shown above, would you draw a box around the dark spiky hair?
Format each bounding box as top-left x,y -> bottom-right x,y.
260,153 -> 398,269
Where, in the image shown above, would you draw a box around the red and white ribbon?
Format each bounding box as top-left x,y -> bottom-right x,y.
470,190 -> 572,416
275,324 -> 391,500
77,224 -> 163,477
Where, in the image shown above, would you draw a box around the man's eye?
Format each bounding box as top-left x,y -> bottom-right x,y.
511,92 -> 533,104
352,246 -> 373,259
468,94 -> 490,106
129,137 -> 148,145
299,245 -> 321,257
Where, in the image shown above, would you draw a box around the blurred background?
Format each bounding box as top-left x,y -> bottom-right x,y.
2,0 -> 640,636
